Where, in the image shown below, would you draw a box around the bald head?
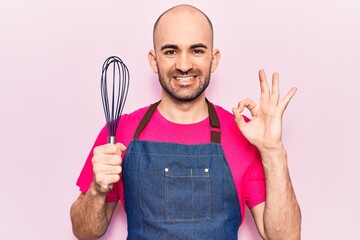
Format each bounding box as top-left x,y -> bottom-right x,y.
152,4 -> 214,50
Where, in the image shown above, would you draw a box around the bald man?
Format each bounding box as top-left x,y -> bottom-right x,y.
71,5 -> 301,240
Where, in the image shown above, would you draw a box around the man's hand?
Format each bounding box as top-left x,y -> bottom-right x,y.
233,69 -> 301,239
71,142 -> 125,239
92,143 -> 127,194
232,69 -> 297,152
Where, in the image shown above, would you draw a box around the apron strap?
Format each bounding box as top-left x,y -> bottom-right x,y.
133,99 -> 221,144
133,101 -> 161,140
206,99 -> 221,144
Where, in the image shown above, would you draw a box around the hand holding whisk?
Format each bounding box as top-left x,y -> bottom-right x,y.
101,56 -> 130,144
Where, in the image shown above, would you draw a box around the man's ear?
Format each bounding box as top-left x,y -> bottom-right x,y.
148,50 -> 158,74
210,49 -> 221,73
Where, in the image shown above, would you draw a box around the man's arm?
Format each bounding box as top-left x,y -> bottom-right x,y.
232,70 -> 301,240
70,189 -> 117,239
250,148 -> 301,240
70,143 -> 126,239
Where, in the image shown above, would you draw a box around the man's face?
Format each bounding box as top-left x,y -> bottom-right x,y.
150,8 -> 219,102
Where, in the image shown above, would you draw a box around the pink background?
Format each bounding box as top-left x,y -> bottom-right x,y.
1,0 -> 359,239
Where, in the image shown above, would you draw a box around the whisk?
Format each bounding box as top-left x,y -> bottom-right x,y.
101,56 -> 130,144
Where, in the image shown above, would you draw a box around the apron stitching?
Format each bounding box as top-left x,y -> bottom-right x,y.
125,152 -> 222,157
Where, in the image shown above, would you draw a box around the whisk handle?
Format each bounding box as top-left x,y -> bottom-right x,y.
107,135 -> 115,192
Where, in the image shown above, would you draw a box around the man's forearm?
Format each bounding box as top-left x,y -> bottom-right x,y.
70,183 -> 110,240
261,147 -> 301,240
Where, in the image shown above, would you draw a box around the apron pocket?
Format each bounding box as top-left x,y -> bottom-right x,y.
165,166 -> 211,222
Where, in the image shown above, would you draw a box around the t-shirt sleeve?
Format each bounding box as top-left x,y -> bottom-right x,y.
76,125 -> 119,202
245,150 -> 266,208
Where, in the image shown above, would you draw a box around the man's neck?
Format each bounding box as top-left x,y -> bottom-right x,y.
158,94 -> 209,124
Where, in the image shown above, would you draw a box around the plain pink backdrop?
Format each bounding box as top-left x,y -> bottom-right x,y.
1,0 -> 359,239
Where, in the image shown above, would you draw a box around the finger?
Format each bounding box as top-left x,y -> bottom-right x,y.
237,98 -> 258,116
115,143 -> 127,153
232,107 -> 246,130
278,87 -> 297,113
93,154 -> 122,165
93,164 -> 122,177
107,174 -> 120,185
259,69 -> 270,102
109,155 -> 122,165
97,174 -> 120,192
93,143 -> 119,155
232,98 -> 258,130
270,72 -> 280,104
96,164 -> 122,175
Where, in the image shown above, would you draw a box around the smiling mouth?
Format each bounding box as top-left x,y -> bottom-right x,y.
174,76 -> 196,82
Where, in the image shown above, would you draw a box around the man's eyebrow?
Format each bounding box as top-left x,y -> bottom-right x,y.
160,43 -> 208,51
160,44 -> 179,51
190,43 -> 208,49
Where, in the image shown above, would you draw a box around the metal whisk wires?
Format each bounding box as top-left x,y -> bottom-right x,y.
101,56 -> 130,144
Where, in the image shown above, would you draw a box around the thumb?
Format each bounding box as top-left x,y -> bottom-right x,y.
232,107 -> 246,130
115,143 -> 127,153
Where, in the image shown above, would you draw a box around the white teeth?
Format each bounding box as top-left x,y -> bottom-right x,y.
176,77 -> 193,81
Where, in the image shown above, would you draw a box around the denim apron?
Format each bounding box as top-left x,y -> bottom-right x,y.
122,100 -> 241,239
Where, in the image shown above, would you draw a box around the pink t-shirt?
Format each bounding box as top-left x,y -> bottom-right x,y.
76,103 -> 265,222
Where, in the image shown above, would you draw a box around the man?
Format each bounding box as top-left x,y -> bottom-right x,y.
71,4 -> 301,240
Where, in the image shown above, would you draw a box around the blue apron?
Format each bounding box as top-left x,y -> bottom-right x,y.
122,100 -> 241,239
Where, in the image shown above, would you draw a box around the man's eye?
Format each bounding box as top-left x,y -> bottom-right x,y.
193,49 -> 205,54
164,50 -> 176,55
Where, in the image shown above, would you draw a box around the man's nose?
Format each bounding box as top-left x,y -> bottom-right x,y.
175,53 -> 192,72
